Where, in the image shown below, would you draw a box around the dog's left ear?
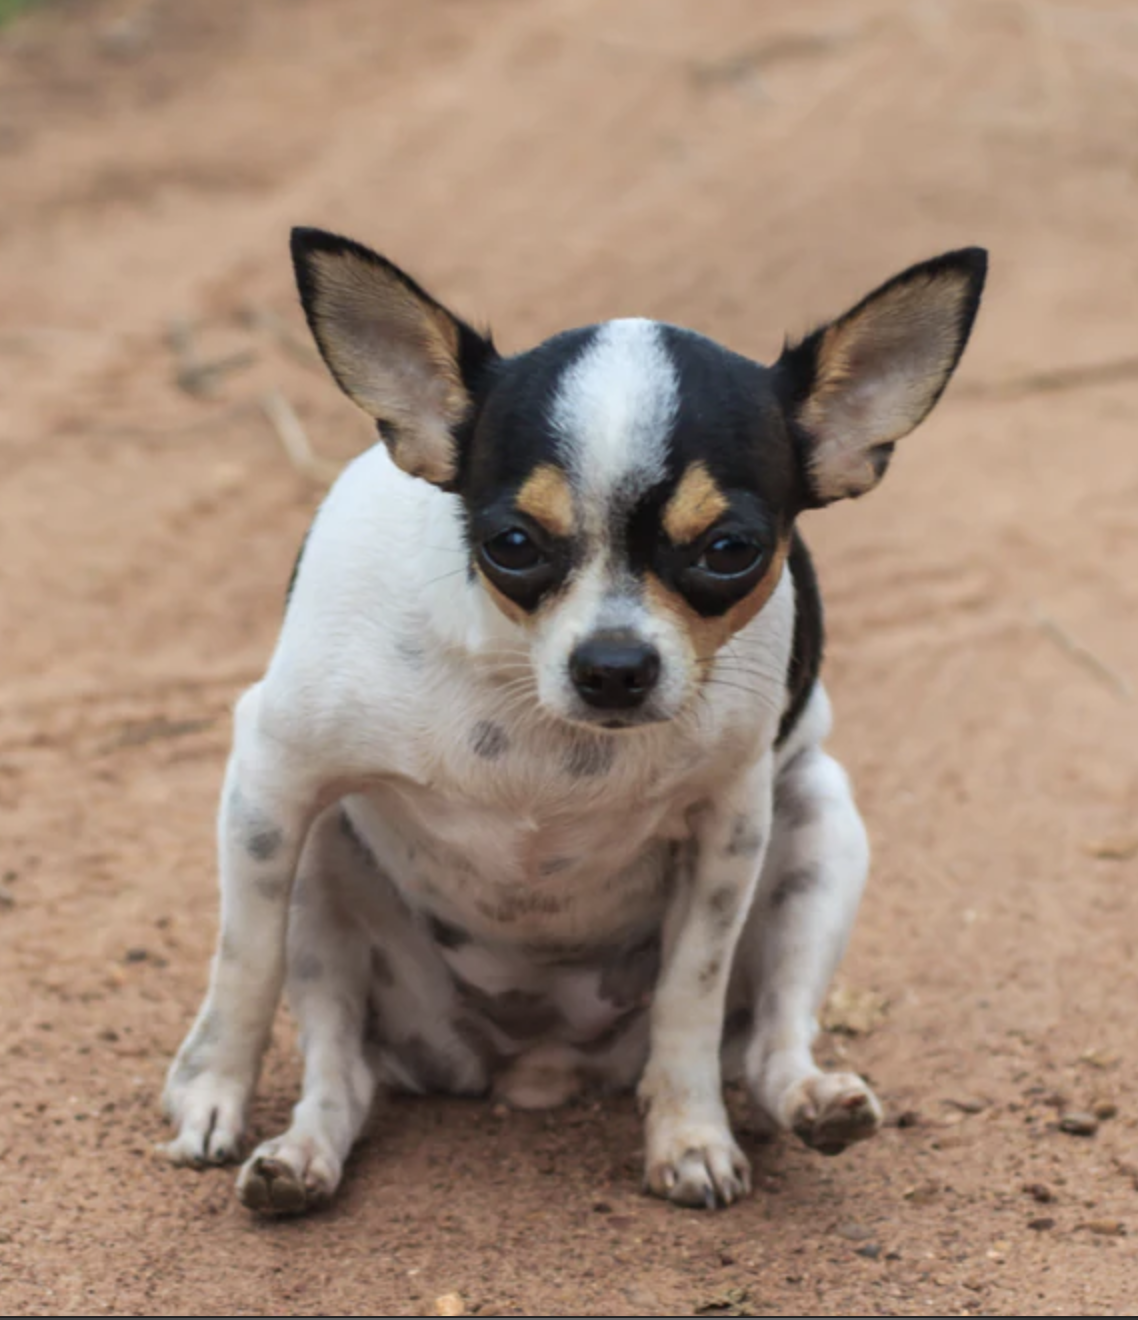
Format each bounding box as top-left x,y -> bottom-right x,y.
777,248 -> 987,505
290,227 -> 496,486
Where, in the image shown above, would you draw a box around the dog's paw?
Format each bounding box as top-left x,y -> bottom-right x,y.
642,1111 -> 751,1209
785,1072 -> 882,1156
160,1071 -> 248,1167
237,1134 -> 341,1215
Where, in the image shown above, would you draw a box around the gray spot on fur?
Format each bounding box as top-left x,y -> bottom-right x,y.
725,815 -> 764,858
228,784 -> 284,861
453,979 -> 562,1040
254,874 -> 289,900
476,890 -> 566,923
774,766 -> 815,832
707,883 -> 739,923
538,856 -> 575,877
292,952 -> 324,982
427,914 -> 471,950
769,865 -> 817,909
563,735 -> 616,779
598,931 -> 661,1007
471,720 -> 510,761
395,636 -> 426,666
698,957 -> 722,990
247,824 -> 284,862
392,1034 -> 458,1092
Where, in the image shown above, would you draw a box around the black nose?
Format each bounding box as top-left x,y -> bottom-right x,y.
569,633 -> 661,710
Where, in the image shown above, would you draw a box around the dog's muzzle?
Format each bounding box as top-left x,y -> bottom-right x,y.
568,630 -> 661,711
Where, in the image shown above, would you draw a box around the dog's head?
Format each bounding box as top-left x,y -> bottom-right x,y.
292,229 -> 986,730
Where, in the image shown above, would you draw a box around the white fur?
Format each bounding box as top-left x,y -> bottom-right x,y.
162,324 -> 880,1214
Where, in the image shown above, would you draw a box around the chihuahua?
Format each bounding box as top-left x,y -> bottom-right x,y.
162,229 -> 986,1213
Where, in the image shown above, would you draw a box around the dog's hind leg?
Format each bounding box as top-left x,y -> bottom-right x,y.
237,807 -> 378,1214
736,734 -> 883,1154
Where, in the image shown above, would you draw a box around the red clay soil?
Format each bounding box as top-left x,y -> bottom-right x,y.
1,1 -> 1137,1314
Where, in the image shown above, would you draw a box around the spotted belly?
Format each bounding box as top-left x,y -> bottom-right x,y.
329,799 -> 675,1103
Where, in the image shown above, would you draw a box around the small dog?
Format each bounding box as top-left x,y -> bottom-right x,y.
162,230 -> 986,1213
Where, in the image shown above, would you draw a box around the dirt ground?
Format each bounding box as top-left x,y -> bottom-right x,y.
2,0 -> 1137,1314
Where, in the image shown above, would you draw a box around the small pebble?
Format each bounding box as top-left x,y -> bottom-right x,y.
855,1243 -> 882,1259
1093,1100 -> 1118,1121
434,1293 -> 465,1317
894,1109 -> 921,1129
1059,1112 -> 1098,1137
835,1221 -> 874,1242
124,947 -> 149,964
1083,1220 -> 1125,1237
1027,1217 -> 1055,1232
1023,1182 -> 1054,1203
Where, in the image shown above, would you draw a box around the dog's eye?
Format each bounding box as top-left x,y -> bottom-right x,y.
695,535 -> 764,578
482,528 -> 546,573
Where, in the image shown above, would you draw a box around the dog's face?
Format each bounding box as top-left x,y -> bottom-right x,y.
291,230 -> 986,729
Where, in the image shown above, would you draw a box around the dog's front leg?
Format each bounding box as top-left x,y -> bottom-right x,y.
162,684 -> 321,1165
639,754 -> 772,1208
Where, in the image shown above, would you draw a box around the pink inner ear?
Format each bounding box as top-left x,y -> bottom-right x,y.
801,274 -> 973,501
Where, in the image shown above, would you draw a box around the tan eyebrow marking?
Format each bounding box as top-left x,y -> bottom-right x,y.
515,463 -> 576,539
662,461 -> 730,545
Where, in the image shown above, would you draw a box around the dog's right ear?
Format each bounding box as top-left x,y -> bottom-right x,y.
290,227 -> 496,487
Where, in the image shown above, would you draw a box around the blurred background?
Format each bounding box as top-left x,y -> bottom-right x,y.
1,2 -> 1136,1315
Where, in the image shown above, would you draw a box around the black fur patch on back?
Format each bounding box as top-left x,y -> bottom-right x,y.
776,530 -> 824,747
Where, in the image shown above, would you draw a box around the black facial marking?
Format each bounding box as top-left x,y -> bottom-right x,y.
776,531 -> 824,747
563,734 -> 616,779
725,816 -> 764,858
470,720 -> 510,761
769,865 -> 817,909
427,914 -> 471,950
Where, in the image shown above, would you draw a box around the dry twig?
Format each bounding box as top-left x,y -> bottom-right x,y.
258,388 -> 342,484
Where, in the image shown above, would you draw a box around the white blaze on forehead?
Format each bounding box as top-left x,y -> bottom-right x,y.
548,319 -> 679,512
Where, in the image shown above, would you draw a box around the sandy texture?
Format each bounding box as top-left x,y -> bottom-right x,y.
2,1 -> 1136,1314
